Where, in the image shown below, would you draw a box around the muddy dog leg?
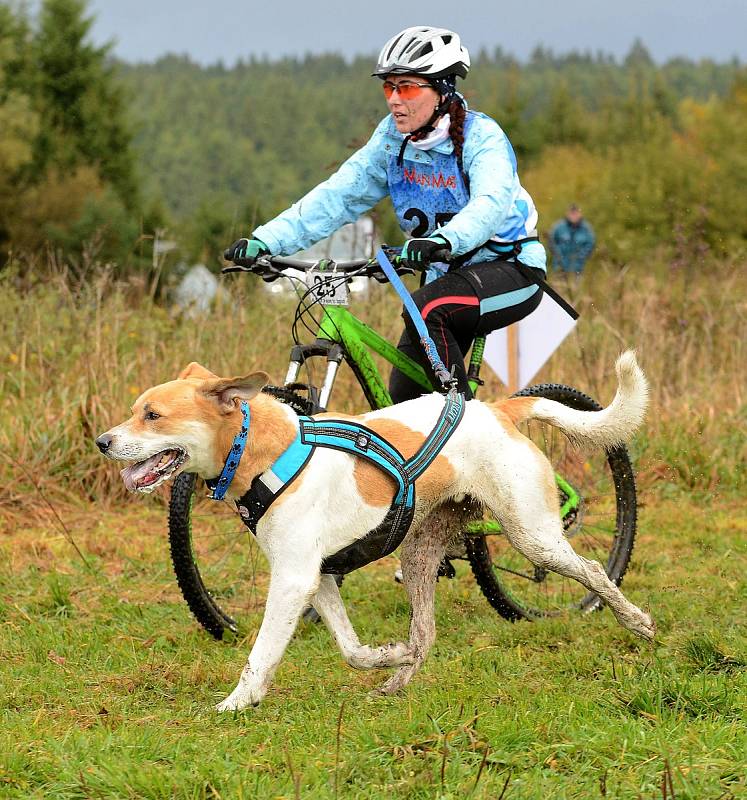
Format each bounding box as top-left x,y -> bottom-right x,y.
312,574 -> 413,669
503,511 -> 656,640
216,564 -> 321,711
378,506 -> 464,695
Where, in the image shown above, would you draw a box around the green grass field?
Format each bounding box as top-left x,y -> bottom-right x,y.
0,258 -> 744,797
1,494 -> 745,799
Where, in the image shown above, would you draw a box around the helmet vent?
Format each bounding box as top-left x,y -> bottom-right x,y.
386,33 -> 406,60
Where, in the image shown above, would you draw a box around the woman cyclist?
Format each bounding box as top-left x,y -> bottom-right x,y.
225,26 -> 548,401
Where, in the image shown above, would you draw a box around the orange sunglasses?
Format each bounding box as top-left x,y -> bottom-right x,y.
382,80 -> 433,100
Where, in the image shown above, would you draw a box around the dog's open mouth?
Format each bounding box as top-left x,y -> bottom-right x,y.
120,448 -> 188,493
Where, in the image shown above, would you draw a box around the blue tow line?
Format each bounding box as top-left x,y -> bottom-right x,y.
375,248 -> 455,391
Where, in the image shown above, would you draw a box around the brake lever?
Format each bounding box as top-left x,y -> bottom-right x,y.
221,264 -> 255,274
369,264 -> 416,283
221,259 -> 284,281
260,267 -> 284,283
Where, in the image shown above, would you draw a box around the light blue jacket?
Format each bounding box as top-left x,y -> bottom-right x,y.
254,110 -> 546,270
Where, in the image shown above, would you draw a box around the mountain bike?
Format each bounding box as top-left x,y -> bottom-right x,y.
168,253 -> 638,640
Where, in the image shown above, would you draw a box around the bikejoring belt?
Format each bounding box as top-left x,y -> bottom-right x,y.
235,391 -> 465,575
465,237 -> 579,321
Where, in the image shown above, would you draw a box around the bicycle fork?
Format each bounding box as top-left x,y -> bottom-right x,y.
283,340 -> 345,412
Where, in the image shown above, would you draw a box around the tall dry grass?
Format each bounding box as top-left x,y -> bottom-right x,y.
0,255 -> 743,517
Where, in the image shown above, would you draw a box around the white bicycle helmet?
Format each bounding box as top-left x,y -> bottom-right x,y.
373,26 -> 470,80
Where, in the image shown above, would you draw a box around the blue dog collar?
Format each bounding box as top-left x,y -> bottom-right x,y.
206,400 -> 250,500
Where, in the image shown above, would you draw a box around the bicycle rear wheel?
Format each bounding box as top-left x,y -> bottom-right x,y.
465,384 -> 637,621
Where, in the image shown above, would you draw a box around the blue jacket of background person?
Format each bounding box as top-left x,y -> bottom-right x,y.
253,108 -> 547,275
549,217 -> 596,273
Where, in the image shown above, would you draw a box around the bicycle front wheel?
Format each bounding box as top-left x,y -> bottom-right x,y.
168,386 -> 314,639
465,383 -> 638,620
169,472 -> 266,640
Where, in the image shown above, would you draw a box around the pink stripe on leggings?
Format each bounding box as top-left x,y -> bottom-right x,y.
420,295 -> 479,320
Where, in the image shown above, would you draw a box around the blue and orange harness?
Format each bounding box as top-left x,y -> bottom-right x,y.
208,391 -> 465,575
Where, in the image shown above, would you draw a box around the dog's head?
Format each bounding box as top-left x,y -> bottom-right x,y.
96,363 -> 269,493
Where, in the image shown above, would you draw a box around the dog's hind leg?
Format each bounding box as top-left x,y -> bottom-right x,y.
216,564 -> 321,712
313,575 -> 413,669
377,505 -> 464,695
502,510 -> 656,641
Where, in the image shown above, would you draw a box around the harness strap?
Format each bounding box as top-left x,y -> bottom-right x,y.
513,260 -> 579,320
316,391 -> 465,573
405,388 -> 464,479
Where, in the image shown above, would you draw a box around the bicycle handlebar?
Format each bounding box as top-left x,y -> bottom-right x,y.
221,247 -> 452,282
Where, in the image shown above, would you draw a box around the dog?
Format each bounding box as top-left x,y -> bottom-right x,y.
96,351 -> 655,711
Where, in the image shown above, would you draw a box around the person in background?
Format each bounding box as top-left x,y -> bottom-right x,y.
549,204 -> 595,281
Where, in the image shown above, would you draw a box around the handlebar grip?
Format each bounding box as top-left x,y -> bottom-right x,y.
431,248 -> 452,263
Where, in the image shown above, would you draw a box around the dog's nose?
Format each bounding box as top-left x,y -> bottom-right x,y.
96,433 -> 113,453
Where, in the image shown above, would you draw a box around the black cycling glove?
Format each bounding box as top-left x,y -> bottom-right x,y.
224,237 -> 269,266
400,235 -> 451,270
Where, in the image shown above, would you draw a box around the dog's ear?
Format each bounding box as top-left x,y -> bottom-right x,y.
200,371 -> 270,413
178,362 -> 218,381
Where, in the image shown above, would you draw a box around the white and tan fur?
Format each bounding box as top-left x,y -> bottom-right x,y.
97,351 -> 655,711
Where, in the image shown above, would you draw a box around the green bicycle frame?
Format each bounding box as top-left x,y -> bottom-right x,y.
315,305 -> 482,408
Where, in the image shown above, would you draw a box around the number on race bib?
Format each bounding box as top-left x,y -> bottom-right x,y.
403,208 -> 456,238
305,269 -> 350,306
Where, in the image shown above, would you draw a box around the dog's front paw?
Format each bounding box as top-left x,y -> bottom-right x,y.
613,606 -> 657,642
634,612 -> 657,642
215,688 -> 261,712
215,674 -> 266,712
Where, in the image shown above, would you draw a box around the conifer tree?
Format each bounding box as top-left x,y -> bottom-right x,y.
0,5 -> 37,249
33,0 -> 138,207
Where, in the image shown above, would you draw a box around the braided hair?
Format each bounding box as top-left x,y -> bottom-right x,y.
446,96 -> 467,175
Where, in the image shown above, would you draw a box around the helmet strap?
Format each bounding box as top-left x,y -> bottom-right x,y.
396,90 -> 457,167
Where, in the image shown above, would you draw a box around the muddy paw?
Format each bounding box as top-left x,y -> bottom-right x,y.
215,689 -> 260,712
615,607 -> 657,642
635,613 -> 657,642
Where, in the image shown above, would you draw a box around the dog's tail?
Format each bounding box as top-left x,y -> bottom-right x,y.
497,350 -> 648,449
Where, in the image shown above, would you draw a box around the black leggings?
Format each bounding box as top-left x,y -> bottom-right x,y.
389,260 -> 544,402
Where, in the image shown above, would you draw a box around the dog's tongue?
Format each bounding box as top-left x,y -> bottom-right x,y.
120,453 -> 163,492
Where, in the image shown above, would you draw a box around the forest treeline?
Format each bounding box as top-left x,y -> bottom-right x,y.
1,0 -> 746,275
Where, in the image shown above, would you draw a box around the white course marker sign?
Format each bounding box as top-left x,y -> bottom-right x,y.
482,293 -> 578,393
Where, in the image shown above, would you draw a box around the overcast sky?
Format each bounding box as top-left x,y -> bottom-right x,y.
68,0 -> 746,66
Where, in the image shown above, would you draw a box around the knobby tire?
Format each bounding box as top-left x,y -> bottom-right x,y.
168,387 -> 315,640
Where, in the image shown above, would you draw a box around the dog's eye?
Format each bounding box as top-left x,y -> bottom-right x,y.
144,410 -> 161,421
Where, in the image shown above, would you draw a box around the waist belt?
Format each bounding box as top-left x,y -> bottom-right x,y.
490,238 -> 579,321
235,391 -> 465,574
451,237 -> 579,321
